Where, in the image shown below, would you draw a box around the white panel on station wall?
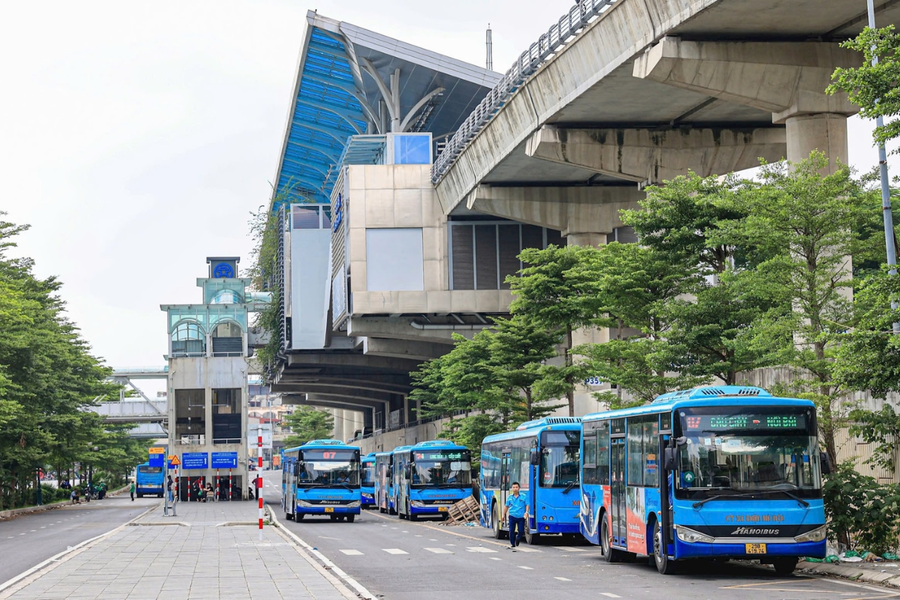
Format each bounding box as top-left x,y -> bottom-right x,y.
365,228 -> 424,291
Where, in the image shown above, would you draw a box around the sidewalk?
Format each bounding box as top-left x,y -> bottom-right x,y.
0,499 -> 358,600
799,559 -> 900,589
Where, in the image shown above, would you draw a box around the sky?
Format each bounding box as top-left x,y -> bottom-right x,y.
2,0 -> 898,384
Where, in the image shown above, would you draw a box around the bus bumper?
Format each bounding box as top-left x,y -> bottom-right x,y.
674,538 -> 826,560
296,501 -> 361,516
531,520 -> 580,535
409,503 -> 454,516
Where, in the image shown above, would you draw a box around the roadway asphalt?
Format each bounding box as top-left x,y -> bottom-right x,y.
261,472 -> 897,600
0,495 -> 157,586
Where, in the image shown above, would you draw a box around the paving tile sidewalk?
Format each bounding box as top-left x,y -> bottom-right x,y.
798,559 -> 900,589
0,499 -> 357,600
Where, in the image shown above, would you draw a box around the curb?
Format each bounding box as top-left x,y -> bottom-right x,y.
0,483 -> 134,521
798,560 -> 900,589
268,507 -> 377,600
0,502 -> 159,598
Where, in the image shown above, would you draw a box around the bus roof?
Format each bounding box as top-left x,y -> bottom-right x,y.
283,440 -> 360,453
482,420 -> 582,445
516,416 -> 581,430
390,445 -> 414,455
362,453 -> 376,462
582,386 -> 815,423
411,440 -> 467,451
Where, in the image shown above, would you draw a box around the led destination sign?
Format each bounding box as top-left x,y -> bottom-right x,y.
414,451 -> 468,461
684,414 -> 807,431
301,450 -> 358,461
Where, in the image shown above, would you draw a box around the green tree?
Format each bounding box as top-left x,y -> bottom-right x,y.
829,26 -> 900,151
570,242 -> 702,407
727,153 -> 881,460
508,245 -> 601,416
282,406 -> 335,448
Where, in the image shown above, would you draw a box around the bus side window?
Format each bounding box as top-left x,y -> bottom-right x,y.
598,422 -> 610,485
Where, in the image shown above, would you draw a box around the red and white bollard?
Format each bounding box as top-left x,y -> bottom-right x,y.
258,433 -> 263,540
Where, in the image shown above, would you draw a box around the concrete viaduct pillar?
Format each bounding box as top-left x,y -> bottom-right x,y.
634,38 -> 861,172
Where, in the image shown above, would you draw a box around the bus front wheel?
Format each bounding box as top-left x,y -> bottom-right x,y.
600,516 -> 624,563
653,520 -> 677,575
492,503 -> 504,539
772,557 -> 798,576
347,514 -> 355,523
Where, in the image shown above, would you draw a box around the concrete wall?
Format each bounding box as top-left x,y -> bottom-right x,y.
291,228 -> 331,349
344,163 -> 513,316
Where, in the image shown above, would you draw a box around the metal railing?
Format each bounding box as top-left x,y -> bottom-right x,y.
430,0 -> 618,184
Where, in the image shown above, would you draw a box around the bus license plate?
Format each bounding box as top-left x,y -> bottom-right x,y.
438,507 -> 448,512
745,543 -> 766,554
324,507 -> 334,513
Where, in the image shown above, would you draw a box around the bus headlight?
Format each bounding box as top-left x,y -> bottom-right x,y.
347,501 -> 361,508
794,526 -> 826,543
410,500 -> 426,507
361,493 -> 373,499
675,525 -> 714,544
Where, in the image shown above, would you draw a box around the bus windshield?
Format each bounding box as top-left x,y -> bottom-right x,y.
299,449 -> 360,487
411,450 -> 471,487
541,430 -> 580,487
361,463 -> 375,487
675,407 -> 821,499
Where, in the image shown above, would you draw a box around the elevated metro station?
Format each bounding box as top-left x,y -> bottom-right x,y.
266,3 -> 900,448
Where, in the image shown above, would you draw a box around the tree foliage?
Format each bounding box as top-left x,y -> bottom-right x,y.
0,214 -> 134,509
829,26 -> 900,151
282,406 -> 335,448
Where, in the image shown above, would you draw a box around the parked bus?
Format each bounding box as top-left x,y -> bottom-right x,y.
480,417 -> 582,543
374,451 -> 394,514
361,452 -> 376,508
135,462 -> 164,498
392,440 -> 472,520
281,439 -> 361,522
388,445 -> 413,516
579,385 -> 828,575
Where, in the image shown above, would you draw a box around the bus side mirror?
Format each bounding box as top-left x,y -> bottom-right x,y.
293,463 -> 300,477
820,451 -> 832,476
664,447 -> 677,471
529,452 -> 541,466
405,465 -> 411,479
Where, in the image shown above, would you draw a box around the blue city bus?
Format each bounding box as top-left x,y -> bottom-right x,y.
135,462 -> 164,498
393,440 -> 473,520
388,445 -> 413,516
579,386 -> 828,575
480,417 -> 582,544
374,451 -> 394,514
281,439 -> 362,522
361,452 -> 376,508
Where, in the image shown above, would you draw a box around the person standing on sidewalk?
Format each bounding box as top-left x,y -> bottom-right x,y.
129,481 -> 135,501
503,481 -> 529,550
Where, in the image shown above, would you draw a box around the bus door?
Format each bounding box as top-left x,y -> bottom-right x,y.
610,438 -> 626,547
498,448 -> 512,527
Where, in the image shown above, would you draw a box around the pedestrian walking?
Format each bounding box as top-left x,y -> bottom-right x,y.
129,481 -> 135,501
503,481 -> 529,550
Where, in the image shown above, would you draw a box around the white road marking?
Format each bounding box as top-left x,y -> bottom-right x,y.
402,530 -> 408,533
414,534 -> 422,537
552,546 -> 585,552
465,547 -> 497,553
600,594 -> 621,598
382,548 -> 408,555
429,538 -> 437,541
445,543 -> 456,546
515,547 -> 541,553
554,577 -> 572,582
339,549 -> 364,556
518,566 -> 534,570
489,557 -> 502,561
424,548 -> 453,554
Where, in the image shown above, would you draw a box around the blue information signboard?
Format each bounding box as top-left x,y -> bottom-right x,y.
211,452 -> 238,469
182,452 -> 209,470
148,453 -> 164,468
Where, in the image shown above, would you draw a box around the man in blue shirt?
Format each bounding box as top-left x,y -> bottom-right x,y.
502,482 -> 530,549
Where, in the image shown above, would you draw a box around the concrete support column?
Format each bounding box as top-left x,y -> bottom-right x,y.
785,114 -> 848,172
634,38 -> 860,169
566,232 -> 608,248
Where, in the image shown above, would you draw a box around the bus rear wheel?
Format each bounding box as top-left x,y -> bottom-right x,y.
525,528 -> 541,545
492,503 -> 504,539
772,557 -> 798,576
653,520 -> 677,575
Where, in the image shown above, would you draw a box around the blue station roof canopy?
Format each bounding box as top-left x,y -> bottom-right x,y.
271,11 -> 501,210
